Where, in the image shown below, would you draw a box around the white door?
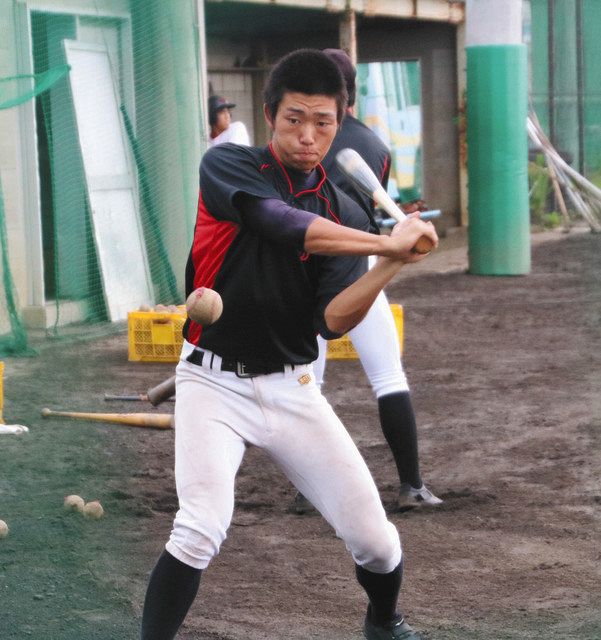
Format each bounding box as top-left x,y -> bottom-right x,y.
63,39 -> 152,321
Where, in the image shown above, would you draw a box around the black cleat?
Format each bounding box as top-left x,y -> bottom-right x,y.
363,614 -> 422,640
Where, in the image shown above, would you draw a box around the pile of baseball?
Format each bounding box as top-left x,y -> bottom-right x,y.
138,303 -> 186,314
64,494 -> 104,519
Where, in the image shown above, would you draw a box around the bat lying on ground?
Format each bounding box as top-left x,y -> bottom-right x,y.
104,375 -> 176,406
41,407 -> 173,429
336,147 -> 435,254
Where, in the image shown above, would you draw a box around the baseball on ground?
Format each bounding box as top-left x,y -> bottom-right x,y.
64,494 -> 85,513
83,501 -> 104,519
185,287 -> 223,325
0,519 -> 8,538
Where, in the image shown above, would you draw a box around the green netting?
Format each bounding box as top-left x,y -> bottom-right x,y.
0,178 -> 31,355
0,65 -> 72,355
528,0 -> 601,177
0,1 -> 202,354
0,65 -> 71,110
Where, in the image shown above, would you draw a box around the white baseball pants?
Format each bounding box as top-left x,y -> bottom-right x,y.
314,286 -> 409,397
166,340 -> 402,574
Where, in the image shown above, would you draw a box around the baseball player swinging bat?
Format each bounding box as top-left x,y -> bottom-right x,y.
104,375 -> 176,406
41,407 -> 173,429
336,148 -> 434,254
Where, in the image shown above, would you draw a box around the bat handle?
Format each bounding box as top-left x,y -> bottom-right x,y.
373,186 -> 406,223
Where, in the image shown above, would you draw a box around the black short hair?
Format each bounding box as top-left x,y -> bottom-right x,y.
263,49 -> 348,124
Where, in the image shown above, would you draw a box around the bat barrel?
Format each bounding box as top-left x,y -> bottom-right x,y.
41,408 -> 173,429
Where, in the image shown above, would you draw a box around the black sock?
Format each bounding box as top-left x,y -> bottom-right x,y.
355,560 -> 404,627
377,392 -> 422,488
141,550 -> 202,640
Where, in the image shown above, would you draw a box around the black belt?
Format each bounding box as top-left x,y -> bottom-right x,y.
186,349 -> 289,378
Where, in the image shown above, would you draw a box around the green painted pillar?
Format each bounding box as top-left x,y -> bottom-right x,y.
466,0 -> 530,275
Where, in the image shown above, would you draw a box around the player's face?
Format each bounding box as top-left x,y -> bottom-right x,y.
265,92 -> 338,172
214,108 -> 231,134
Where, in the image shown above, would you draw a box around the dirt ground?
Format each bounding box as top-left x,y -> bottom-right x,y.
1,228 -> 600,640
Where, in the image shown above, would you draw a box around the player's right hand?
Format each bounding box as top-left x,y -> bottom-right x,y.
383,215 -> 438,263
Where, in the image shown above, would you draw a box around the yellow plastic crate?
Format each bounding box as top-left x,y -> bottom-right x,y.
327,303 -> 403,360
128,308 -> 187,362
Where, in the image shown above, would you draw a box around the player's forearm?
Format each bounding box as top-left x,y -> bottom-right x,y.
323,258 -> 403,335
304,217 -> 389,256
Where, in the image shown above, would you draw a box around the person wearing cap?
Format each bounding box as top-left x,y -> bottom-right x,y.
398,186 -> 427,215
208,95 -> 250,147
293,48 -> 442,516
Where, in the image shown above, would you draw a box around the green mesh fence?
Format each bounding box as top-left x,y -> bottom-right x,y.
0,1 -> 202,355
0,67 -> 72,356
529,0 -> 601,178
0,176 -> 30,355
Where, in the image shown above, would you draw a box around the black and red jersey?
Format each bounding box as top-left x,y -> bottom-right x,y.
183,142 -> 370,368
321,114 -> 391,234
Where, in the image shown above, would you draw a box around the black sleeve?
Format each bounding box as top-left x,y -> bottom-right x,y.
199,144 -> 282,224
235,195 -> 319,249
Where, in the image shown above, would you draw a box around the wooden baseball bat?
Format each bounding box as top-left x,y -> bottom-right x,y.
146,375 -> 176,406
335,148 -> 434,254
104,393 -> 149,402
104,375 -> 176,406
41,408 -> 173,429
104,394 -> 175,403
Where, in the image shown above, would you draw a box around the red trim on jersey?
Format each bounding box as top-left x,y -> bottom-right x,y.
187,192 -> 239,344
379,154 -> 389,184
316,192 -> 341,224
268,143 -> 294,194
294,164 -> 327,197
267,143 -> 328,198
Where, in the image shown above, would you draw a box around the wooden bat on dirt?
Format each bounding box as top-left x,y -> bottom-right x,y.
335,147 -> 435,254
104,375 -> 176,406
41,408 -> 173,429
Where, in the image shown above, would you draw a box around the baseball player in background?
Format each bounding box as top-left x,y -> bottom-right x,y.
140,49 -> 437,640
208,94 -> 251,147
292,49 -> 441,513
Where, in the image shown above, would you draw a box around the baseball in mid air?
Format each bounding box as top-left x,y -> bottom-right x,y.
0,519 -> 8,538
186,287 -> 223,325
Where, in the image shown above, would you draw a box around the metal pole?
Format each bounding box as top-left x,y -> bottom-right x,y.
575,0 -> 585,175
196,0 -> 209,152
466,0 -> 530,275
547,0 -> 555,147
339,9 -> 357,65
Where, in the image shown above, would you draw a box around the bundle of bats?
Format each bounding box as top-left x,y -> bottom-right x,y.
41,149 -> 437,431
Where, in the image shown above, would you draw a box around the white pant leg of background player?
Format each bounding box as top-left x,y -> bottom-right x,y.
315,255 -> 423,489
313,289 -> 407,397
